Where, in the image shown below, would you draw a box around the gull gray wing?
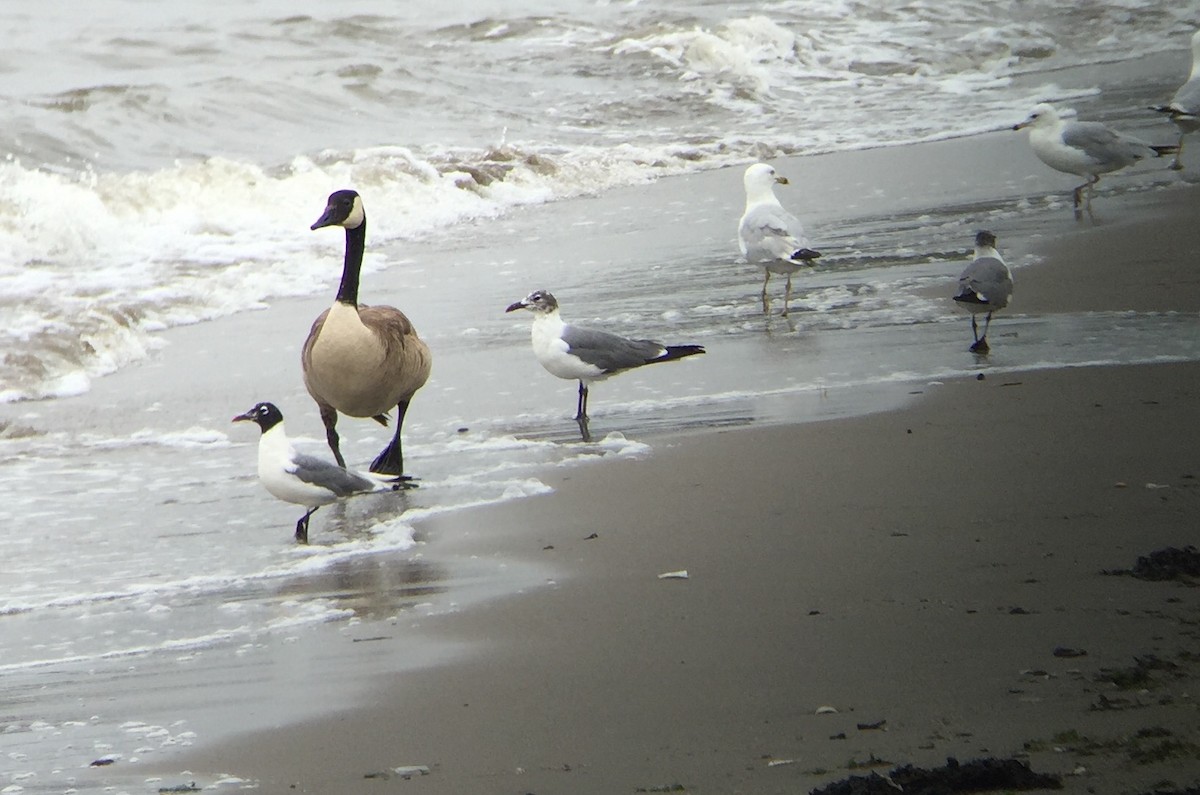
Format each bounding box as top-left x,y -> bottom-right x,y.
290,452 -> 378,496
1061,121 -> 1146,165
956,257 -> 1013,308
560,324 -> 666,373
739,203 -> 810,261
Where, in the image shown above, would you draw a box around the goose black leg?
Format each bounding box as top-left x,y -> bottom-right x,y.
370,400 -> 416,485
319,404 -> 345,468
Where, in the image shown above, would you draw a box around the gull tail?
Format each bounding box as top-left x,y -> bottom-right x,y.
790,248 -> 822,263
953,292 -> 989,307
1151,144 -> 1181,158
1150,104 -> 1195,121
652,345 -> 706,365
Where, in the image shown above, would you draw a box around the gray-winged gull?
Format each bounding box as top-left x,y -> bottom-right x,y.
953,231 -> 1013,354
505,290 -> 705,441
1014,103 -> 1178,215
1151,29 -> 1200,170
737,162 -> 821,317
233,401 -> 397,543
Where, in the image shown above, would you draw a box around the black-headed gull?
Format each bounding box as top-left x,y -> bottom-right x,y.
505,290 -> 705,441
738,162 -> 821,317
233,401 -> 397,543
953,231 -> 1013,354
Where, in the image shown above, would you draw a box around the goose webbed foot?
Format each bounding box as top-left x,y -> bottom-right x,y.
386,474 -> 420,491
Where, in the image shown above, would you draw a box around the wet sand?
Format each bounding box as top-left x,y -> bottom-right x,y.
134,161 -> 1200,792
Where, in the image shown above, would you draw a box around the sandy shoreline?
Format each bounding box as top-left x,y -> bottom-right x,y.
148,359 -> 1200,795
131,173 -> 1200,793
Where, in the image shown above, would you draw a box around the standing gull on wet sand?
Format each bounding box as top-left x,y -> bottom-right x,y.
1151,29 -> 1200,170
953,231 -> 1013,354
233,402 -> 398,544
302,189 -> 432,481
506,290 -> 705,442
1014,103 -> 1178,216
737,163 -> 821,317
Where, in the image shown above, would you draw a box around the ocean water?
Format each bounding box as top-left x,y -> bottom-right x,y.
2,1 -> 1200,791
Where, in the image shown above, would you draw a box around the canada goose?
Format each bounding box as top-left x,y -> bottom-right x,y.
1014,103 -> 1177,216
505,290 -> 705,441
738,163 -> 821,317
302,189 -> 432,479
232,401 -> 397,543
1150,29 -> 1200,170
952,231 -> 1013,355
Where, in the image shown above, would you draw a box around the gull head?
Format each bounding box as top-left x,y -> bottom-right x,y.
743,162 -> 788,199
506,290 -> 559,315
974,230 -> 997,250
233,401 -> 284,433
1013,103 -> 1060,131
311,189 -> 366,231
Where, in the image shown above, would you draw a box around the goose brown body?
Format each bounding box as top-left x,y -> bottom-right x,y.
303,190 -> 431,478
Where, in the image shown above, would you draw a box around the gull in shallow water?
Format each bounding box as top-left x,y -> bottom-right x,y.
737,162 -> 821,317
1014,103 -> 1178,216
1150,29 -> 1200,170
505,290 -> 705,441
233,401 -> 397,543
952,231 -> 1013,354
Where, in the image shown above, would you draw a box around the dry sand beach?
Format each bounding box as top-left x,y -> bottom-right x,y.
125,163 -> 1200,792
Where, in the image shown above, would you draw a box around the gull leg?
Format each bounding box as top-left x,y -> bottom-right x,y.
575,381 -> 589,421
575,382 -> 591,442
782,273 -> 793,318
761,271 -> 771,315
969,312 -> 992,354
1084,174 -> 1100,217
295,507 -> 319,544
1172,132 -> 1185,171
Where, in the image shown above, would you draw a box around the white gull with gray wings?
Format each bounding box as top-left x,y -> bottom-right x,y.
232,401 -> 396,543
737,162 -> 821,317
505,290 -> 705,441
1151,29 -> 1200,170
1014,103 -> 1177,215
952,231 -> 1013,354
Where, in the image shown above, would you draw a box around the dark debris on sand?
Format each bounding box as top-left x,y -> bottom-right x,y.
1104,546 -> 1200,583
810,757 -> 1061,794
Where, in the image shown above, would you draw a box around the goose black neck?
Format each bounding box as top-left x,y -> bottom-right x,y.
335,220 -> 367,306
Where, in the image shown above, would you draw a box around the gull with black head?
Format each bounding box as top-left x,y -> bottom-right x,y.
233,401 -> 397,543
506,290 -> 705,441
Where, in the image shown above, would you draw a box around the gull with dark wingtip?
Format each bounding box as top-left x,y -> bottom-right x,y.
233,401 -> 396,543
953,231 -> 1013,354
737,162 -> 821,317
1151,29 -> 1200,170
1014,103 -> 1178,216
506,290 -> 705,441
